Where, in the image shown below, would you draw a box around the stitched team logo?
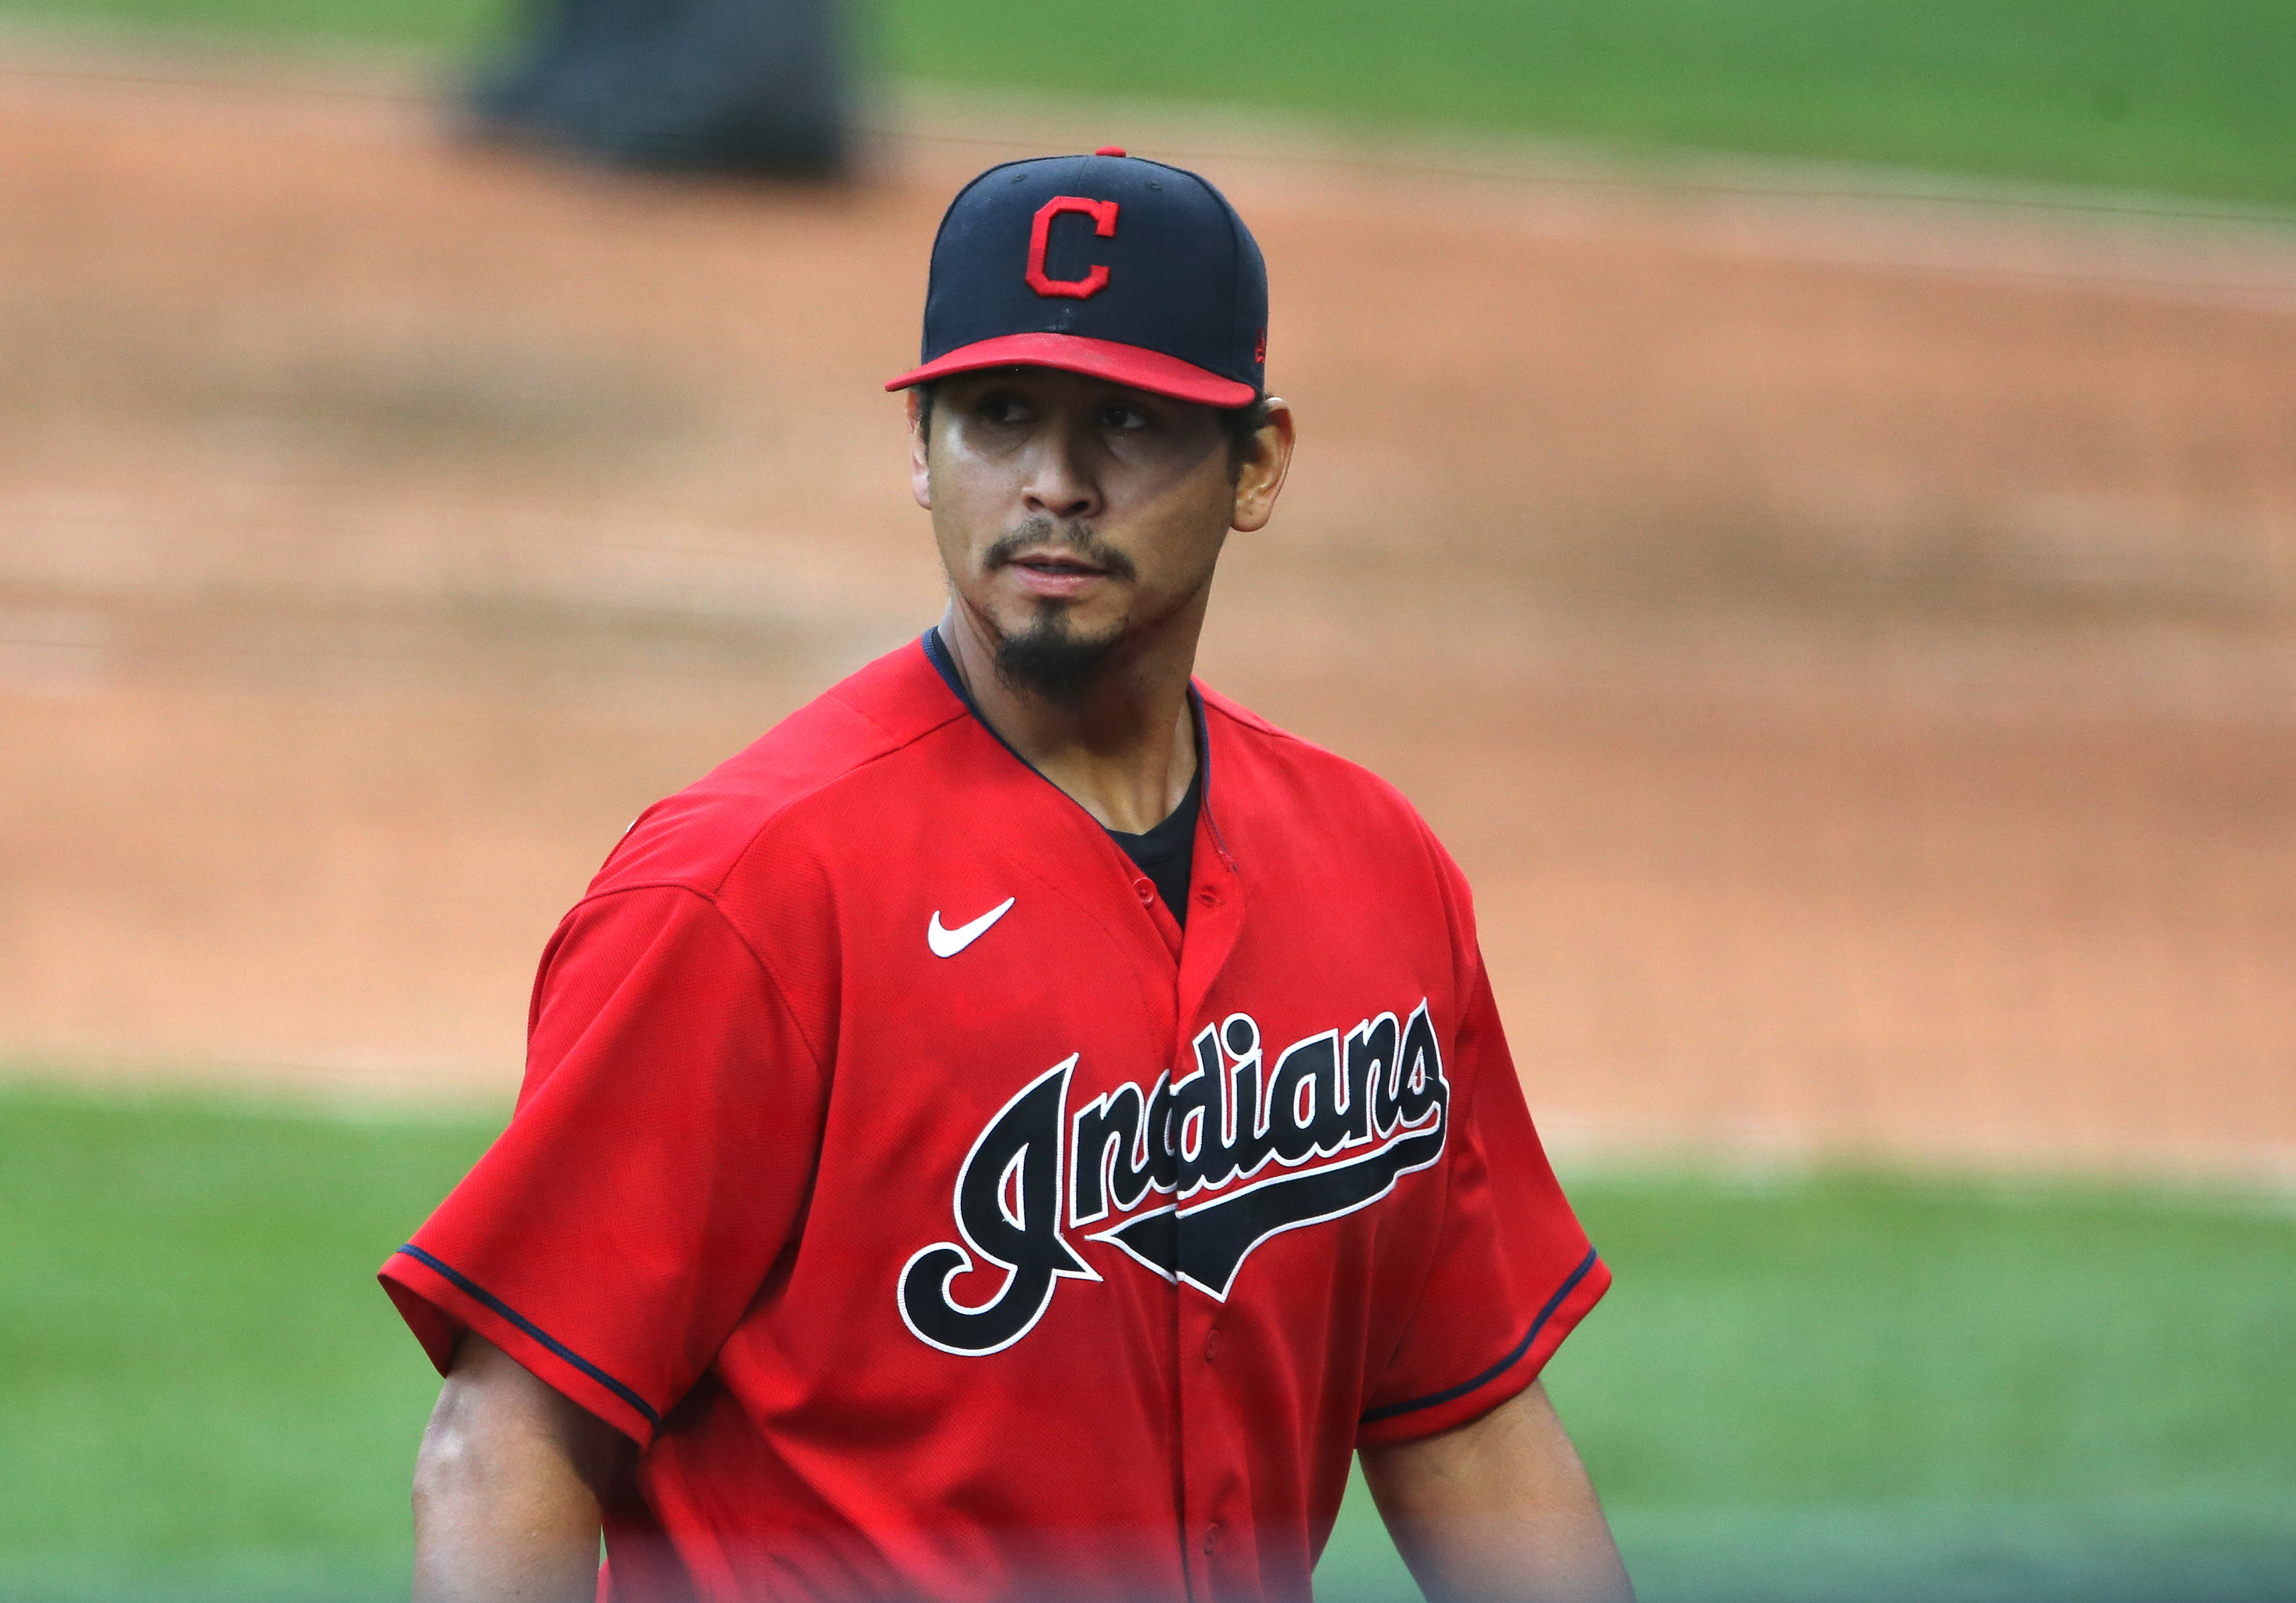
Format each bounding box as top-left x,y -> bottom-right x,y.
898,1004 -> 1449,1356
1026,196 -> 1119,299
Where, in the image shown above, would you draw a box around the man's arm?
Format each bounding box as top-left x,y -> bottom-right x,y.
1358,1381 -> 1634,1603
411,1332 -> 631,1603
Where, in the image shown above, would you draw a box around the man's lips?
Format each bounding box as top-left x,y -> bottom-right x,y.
1004,548 -> 1106,574
1001,549 -> 1113,596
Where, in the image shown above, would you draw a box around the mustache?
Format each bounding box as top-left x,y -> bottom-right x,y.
982,518 -> 1138,584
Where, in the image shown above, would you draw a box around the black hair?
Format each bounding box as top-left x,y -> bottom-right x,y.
912,378 -> 1272,478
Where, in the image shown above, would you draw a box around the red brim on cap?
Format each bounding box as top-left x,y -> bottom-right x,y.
884,332 -> 1256,407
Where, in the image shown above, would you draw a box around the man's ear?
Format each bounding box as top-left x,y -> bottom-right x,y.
1229,398 -> 1296,534
907,389 -> 932,510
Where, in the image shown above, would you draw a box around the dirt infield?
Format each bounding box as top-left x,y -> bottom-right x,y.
3,53 -> 2292,1176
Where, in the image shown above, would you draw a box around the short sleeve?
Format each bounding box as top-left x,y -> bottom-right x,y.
379,883 -> 828,1447
1356,950 -> 1610,1447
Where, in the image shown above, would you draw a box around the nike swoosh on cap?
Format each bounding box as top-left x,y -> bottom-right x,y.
928,896 -> 1016,958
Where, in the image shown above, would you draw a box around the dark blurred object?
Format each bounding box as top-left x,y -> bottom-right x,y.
471,0 -> 851,178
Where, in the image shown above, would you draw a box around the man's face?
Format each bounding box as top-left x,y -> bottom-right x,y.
910,367 -> 1285,700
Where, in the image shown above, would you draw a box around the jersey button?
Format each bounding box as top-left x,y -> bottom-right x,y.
1203,1521 -> 1221,1554
1132,876 -> 1155,902
1204,1328 -> 1219,1363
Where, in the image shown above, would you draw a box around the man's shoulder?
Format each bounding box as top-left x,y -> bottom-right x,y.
1201,681 -> 1479,948
1199,682 -> 1430,829
588,638 -> 966,898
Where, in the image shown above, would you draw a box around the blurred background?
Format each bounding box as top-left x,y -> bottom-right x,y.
0,0 -> 2291,1599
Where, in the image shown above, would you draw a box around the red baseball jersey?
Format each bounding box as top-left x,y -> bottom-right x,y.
382,639 -> 1609,1603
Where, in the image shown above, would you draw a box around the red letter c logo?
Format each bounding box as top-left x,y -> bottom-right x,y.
1026,196 -> 1119,299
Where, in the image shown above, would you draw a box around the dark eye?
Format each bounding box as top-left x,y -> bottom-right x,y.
1101,402 -> 1151,431
975,392 -> 1032,426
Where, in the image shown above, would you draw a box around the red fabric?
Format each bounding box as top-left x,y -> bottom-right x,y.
883,331 -> 1257,406
381,641 -> 1606,1603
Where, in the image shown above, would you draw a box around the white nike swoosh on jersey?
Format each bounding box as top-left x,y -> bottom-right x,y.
928,896 -> 1016,958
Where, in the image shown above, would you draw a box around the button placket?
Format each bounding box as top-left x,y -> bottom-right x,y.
1173,1132 -> 1225,1598
1168,832 -> 1243,1599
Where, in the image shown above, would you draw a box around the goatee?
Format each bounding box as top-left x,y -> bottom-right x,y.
993,612 -> 1122,708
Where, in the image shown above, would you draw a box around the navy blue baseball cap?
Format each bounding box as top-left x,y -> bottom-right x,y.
886,147 -> 1267,407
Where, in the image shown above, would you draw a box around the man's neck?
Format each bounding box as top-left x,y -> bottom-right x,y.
936,602 -> 1200,836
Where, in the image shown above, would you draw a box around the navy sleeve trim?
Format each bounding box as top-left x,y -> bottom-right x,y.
1360,1247 -> 1599,1425
394,1244 -> 661,1428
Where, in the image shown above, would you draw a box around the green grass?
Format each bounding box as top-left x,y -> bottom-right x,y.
0,1086 -> 501,1600
2,0 -> 2292,209
2,1085 -> 2292,1601
1324,1172 -> 2296,1603
0,0 -> 502,53
892,0 -> 2296,209
1556,1174 -> 2296,1507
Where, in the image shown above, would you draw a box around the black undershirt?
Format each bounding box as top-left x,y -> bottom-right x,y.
922,629 -> 1202,926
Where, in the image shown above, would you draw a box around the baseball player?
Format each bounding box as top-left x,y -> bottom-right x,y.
386,148 -> 1628,1603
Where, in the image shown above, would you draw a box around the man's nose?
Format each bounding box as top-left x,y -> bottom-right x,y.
1019,426 -> 1102,522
